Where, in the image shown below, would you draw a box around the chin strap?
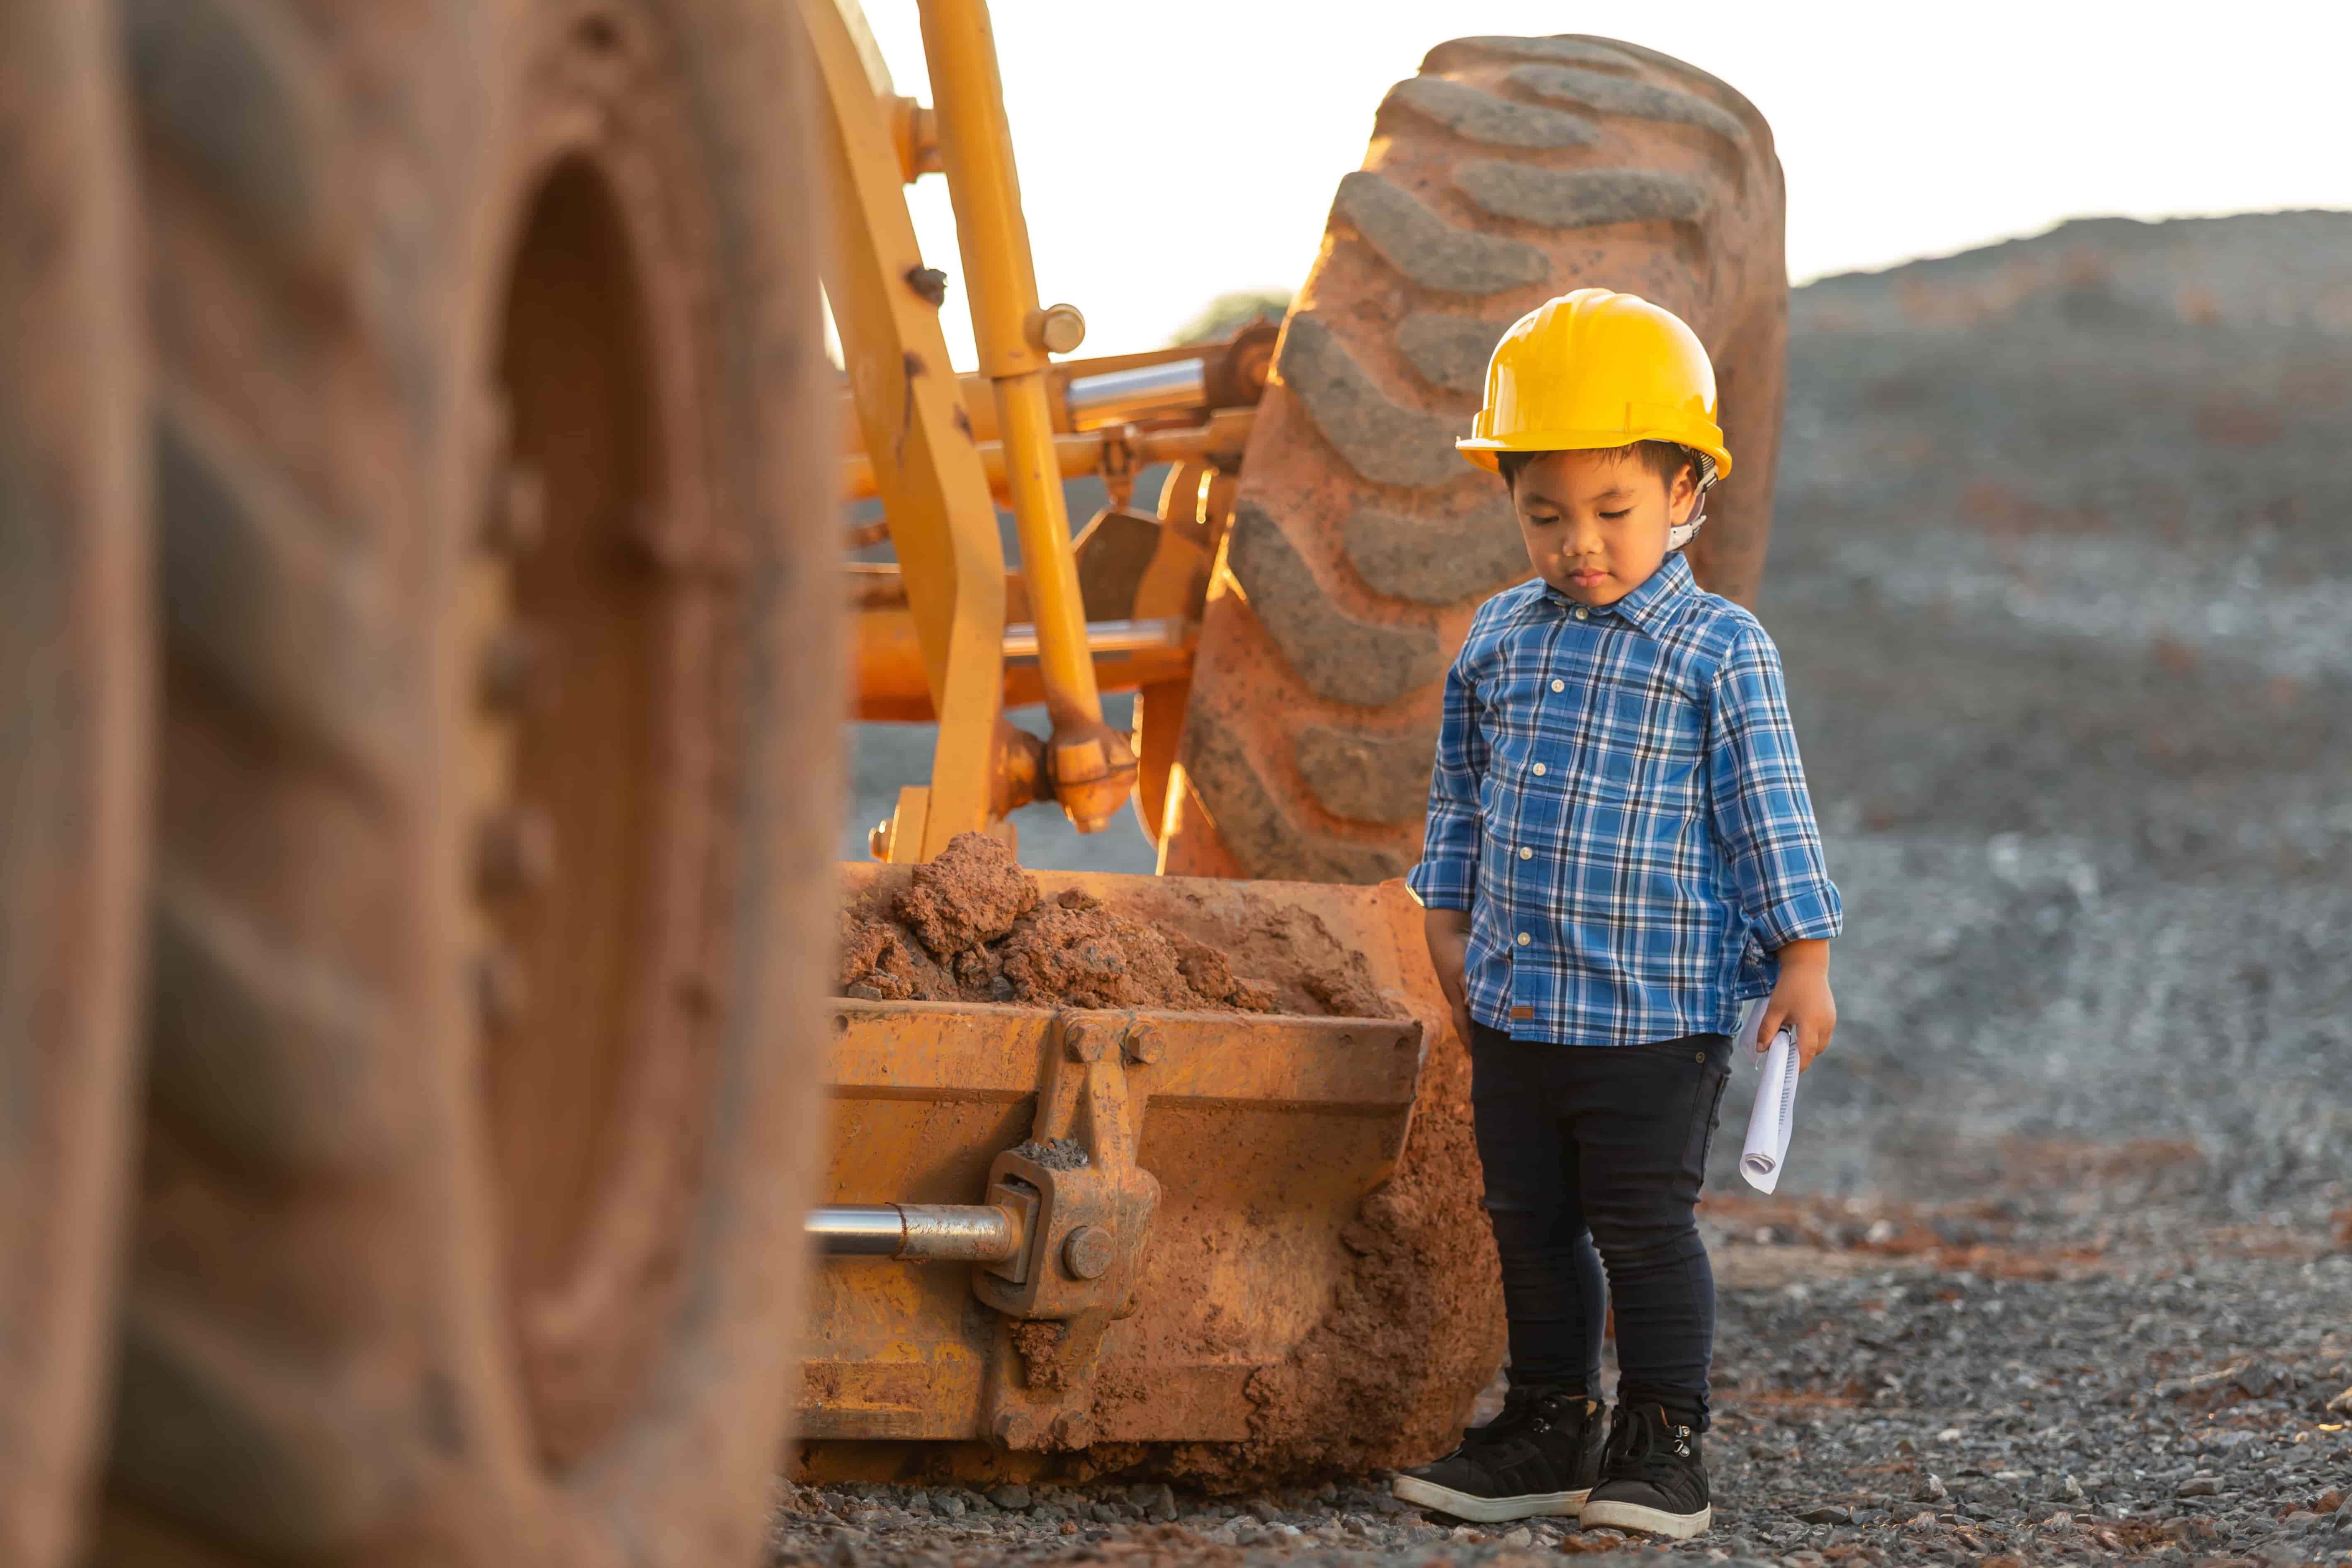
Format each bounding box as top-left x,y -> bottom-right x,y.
1666,449 -> 1719,553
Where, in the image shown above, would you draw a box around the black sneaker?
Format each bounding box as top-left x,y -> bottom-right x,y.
1390,1387 -> 1607,1523
1579,1403 -> 1711,1539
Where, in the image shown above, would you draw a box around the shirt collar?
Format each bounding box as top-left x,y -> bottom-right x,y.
1541,552 -> 1694,635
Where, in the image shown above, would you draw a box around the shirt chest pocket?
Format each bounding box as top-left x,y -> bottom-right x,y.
1578,681 -> 1706,802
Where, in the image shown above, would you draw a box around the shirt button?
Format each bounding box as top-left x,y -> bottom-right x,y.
1550,678 -> 1565,693
1518,846 -> 1533,861
1574,607 -> 1590,620
1532,763 -> 1546,776
1516,932 -> 1531,946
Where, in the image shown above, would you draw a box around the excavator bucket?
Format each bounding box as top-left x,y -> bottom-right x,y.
797,864 -> 1502,1485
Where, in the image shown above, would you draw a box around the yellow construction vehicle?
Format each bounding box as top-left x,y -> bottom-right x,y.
0,0 -> 1783,1559
797,0 -> 1788,1484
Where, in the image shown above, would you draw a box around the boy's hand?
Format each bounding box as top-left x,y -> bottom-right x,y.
1757,938 -> 1836,1071
1422,906 -> 1475,1046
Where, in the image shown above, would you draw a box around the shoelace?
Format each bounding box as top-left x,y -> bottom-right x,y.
1605,1407 -> 1695,1483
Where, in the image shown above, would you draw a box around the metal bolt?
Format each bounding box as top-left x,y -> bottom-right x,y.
991,1408 -> 1036,1449
474,948 -> 528,1035
479,625 -> 543,712
1050,1410 -> 1093,1449
1064,1021 -> 1106,1063
474,807 -> 555,896
1027,302 -> 1086,355
1123,1026 -> 1164,1066
1062,1225 -> 1113,1281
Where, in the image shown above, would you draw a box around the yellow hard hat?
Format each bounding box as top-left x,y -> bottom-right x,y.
1458,288 -> 1732,481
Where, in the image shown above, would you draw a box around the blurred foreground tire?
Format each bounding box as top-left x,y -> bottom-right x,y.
0,4 -> 149,1566
97,2 -> 837,1562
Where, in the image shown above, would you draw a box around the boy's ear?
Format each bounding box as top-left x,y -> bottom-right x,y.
1669,462 -> 1699,525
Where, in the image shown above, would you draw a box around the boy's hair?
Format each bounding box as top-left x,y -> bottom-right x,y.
1497,440 -> 1695,494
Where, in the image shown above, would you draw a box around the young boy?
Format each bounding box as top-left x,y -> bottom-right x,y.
1393,289 -> 1842,1539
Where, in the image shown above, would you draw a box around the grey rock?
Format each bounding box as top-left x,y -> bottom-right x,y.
1797,1505 -> 1851,1524
985,1485 -> 1030,1512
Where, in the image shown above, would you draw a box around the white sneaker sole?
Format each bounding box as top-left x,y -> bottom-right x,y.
1578,1498 -> 1712,1539
1390,1476 -> 1590,1523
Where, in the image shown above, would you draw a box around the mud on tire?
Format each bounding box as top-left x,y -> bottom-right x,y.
0,6 -> 147,1566
1161,34 -> 1787,882
98,2 -> 837,1563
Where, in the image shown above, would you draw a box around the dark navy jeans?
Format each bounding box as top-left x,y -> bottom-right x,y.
1468,1021 -> 1733,1429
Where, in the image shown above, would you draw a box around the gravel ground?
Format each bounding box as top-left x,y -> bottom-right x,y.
797,214 -> 2352,1567
774,1178 -> 2352,1567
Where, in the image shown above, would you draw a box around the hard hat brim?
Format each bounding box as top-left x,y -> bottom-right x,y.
1457,427 -> 1734,481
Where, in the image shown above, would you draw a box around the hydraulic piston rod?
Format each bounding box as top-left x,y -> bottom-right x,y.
808,1203 -> 1025,1263
920,0 -> 1136,833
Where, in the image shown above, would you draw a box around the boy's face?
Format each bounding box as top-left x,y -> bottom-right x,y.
1508,448 -> 1698,606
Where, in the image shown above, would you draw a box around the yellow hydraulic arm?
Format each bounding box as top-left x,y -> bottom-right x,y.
799,0 -> 1136,855
916,0 -> 1135,834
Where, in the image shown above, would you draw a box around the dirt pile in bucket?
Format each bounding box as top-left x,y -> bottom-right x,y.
840,833 -> 1303,1013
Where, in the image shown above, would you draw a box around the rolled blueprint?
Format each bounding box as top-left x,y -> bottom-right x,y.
1735,994 -> 1800,1194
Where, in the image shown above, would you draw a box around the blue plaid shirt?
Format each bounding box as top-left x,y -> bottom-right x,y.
1407,553 -> 1841,1046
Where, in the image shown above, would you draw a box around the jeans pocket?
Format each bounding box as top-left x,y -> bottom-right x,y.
1687,1067 -> 1731,1186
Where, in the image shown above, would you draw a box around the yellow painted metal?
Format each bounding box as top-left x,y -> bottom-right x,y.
917,0 -> 1137,833
854,604 -> 1196,723
1127,462 -> 1226,844
800,0 -> 1003,857
840,405 -> 1256,505
833,342 -> 1236,457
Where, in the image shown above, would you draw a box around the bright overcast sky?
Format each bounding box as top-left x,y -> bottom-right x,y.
855,1 -> 2352,367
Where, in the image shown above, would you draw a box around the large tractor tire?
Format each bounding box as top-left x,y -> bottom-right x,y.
0,5 -> 148,1566
1162,34 -> 1787,882
95,2 -> 836,1563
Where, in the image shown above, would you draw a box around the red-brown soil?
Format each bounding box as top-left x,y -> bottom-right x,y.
838,834 -> 1381,1016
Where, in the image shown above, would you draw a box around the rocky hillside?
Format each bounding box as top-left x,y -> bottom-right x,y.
1758,211 -> 2352,1216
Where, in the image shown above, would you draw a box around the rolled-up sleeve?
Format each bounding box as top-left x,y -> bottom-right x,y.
1407,656 -> 1485,912
1705,627 -> 1842,948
